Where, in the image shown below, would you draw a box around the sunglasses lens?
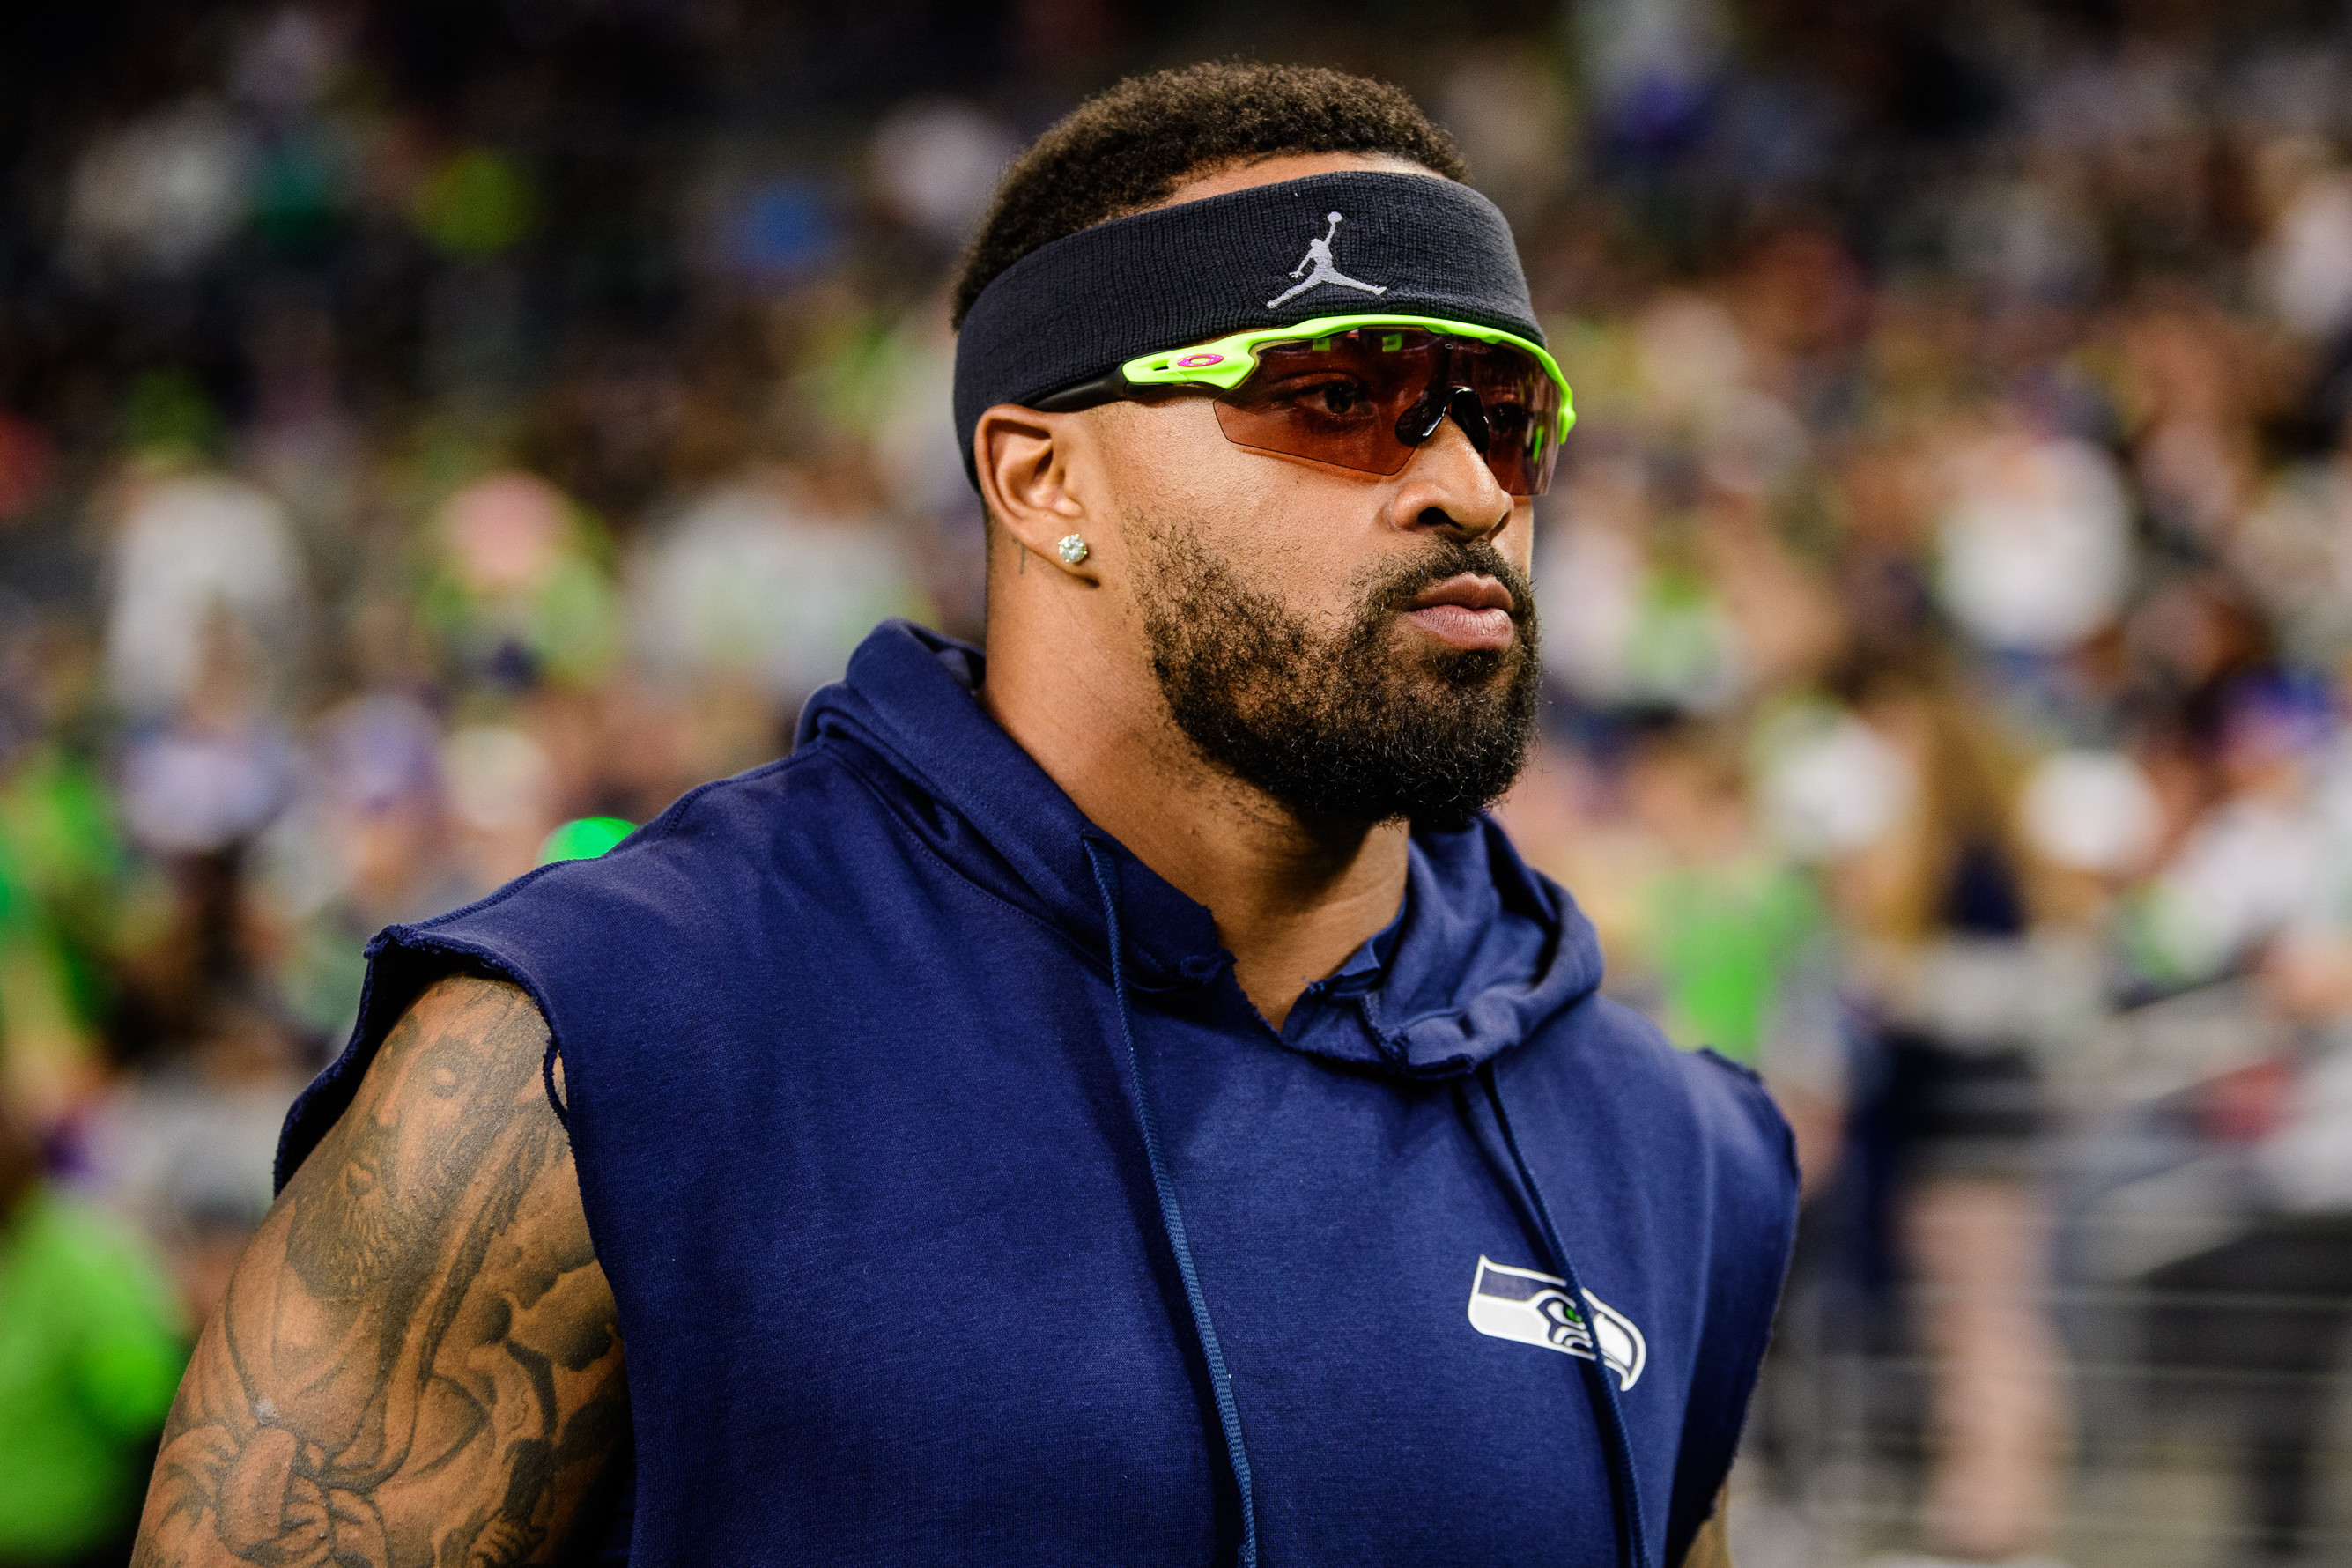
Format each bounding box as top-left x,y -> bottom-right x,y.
1466,342 -> 1563,497
1213,332 -> 1426,478
1208,329 -> 1561,495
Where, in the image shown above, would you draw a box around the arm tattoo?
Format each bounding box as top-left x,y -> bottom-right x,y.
133,977 -> 628,1568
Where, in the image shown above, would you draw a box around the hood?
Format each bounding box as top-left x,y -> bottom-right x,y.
798,620 -> 1606,1079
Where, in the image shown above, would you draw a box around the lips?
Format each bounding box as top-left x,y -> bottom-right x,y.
1403,573 -> 1518,650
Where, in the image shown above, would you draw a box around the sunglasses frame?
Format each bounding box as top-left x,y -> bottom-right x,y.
1031,312 -> 1578,450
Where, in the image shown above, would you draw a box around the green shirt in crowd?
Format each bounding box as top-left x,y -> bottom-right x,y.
0,1187 -> 187,1561
1641,858 -> 1830,1068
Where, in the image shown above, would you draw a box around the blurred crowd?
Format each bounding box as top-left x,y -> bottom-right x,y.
11,2 -> 2352,1564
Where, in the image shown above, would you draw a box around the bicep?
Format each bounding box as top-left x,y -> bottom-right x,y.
136,974 -> 627,1567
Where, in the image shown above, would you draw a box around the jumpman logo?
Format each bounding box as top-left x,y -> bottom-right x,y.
1267,211 -> 1388,308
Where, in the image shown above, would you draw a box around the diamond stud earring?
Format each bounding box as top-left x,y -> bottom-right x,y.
1056,534 -> 1090,566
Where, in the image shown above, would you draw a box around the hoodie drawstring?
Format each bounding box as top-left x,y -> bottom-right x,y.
1479,1061 -> 1652,1568
1084,838 -> 1261,1568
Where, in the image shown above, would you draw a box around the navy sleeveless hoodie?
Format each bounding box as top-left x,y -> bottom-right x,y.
278,620 -> 1797,1568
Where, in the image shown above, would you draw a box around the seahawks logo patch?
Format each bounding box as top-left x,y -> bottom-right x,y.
1467,1255 -> 1646,1390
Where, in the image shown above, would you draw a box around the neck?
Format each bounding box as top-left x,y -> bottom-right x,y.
980,588 -> 1408,1031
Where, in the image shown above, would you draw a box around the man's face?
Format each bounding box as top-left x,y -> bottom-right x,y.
291,1030 -> 511,1297
1089,391 -> 1541,826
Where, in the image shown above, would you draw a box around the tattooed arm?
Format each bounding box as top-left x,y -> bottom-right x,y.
133,976 -> 627,1568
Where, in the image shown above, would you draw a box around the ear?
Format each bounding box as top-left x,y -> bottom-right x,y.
975,404 -> 1098,580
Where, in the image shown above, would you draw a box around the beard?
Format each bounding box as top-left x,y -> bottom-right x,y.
1134,521 -> 1541,828
291,1153 -> 429,1298
286,1106 -> 491,1299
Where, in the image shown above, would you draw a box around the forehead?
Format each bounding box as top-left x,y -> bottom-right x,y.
1150,151 -> 1444,212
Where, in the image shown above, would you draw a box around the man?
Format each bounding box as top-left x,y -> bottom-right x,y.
136,63 -> 1792,1568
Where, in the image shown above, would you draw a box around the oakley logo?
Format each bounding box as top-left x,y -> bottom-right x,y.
1268,211 -> 1388,309
1466,1255 -> 1647,1391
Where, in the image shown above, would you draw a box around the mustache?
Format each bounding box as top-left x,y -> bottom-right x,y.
1363,539 -> 1537,625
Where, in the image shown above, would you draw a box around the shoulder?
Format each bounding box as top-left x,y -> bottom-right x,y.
456,748 -> 835,904
277,970 -> 553,1194
278,969 -> 567,1209
1593,992 -> 1790,1121
356,745 -> 878,999
1660,1019 -> 1801,1202
1541,994 -> 1800,1229
279,749 -> 891,1190
427,739 -> 891,934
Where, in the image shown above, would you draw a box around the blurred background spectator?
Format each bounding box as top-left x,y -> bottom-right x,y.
11,2 -> 2352,1563
0,1103 -> 186,1568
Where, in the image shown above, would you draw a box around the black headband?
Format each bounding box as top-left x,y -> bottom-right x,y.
952,169 -> 1543,487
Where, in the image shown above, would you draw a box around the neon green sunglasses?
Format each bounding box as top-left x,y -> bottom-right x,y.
1032,312 -> 1576,496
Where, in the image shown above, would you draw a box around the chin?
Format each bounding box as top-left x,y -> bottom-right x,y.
1413,638 -> 1519,692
